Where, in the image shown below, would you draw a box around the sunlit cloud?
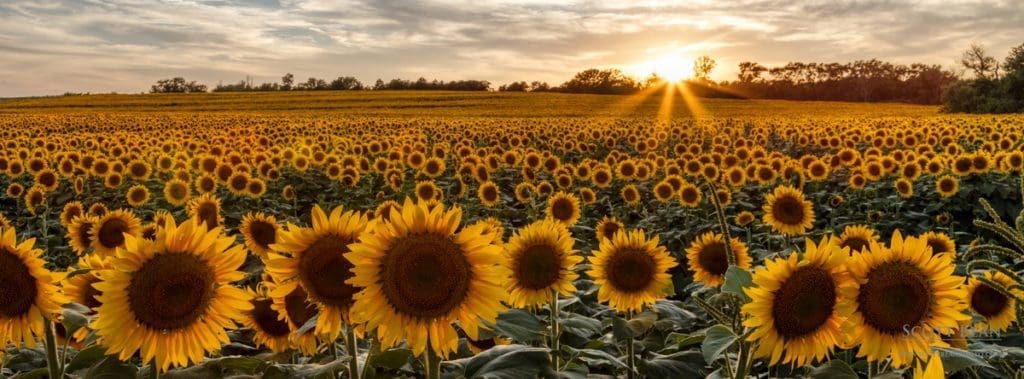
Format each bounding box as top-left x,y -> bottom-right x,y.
0,0 -> 1021,97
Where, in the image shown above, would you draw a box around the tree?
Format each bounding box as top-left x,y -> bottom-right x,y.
559,68 -> 641,94
693,55 -> 717,82
329,76 -> 364,90
961,43 -> 1000,80
737,62 -> 766,83
281,73 -> 294,90
150,77 -> 207,93
498,81 -> 529,91
373,79 -> 386,90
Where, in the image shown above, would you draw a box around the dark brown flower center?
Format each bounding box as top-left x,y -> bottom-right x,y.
550,198 -> 575,222
771,266 -> 836,338
697,240 -> 729,277
857,261 -> 932,335
127,253 -> 215,331
0,248 -> 38,318
513,243 -> 562,290
247,220 -> 277,250
196,202 -> 219,228
971,283 -> 1009,318
772,195 -> 806,225
840,236 -> 870,253
380,233 -> 471,319
606,248 -> 656,292
251,298 -> 291,337
97,217 -> 129,249
298,234 -> 358,309
284,286 -> 318,328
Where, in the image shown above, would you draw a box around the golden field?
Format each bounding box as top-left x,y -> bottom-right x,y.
0,91 -> 1022,378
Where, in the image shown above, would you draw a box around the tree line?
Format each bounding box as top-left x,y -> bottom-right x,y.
942,43 -> 1024,113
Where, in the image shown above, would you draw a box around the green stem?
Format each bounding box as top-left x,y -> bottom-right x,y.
360,335 -> 380,379
734,341 -> 750,379
549,290 -> 561,371
345,326 -> 360,379
43,319 -> 61,379
424,340 -> 441,379
625,311 -> 636,379
149,363 -> 159,379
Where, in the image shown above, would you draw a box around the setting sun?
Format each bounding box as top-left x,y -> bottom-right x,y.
633,54 -> 695,82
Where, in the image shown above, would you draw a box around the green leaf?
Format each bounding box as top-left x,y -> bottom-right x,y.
491,308 -> 545,343
65,345 -> 108,373
937,347 -> 993,374
667,332 -> 705,349
84,356 -> 139,379
571,348 -> 627,370
810,359 -> 857,379
611,314 -> 633,341
641,351 -> 705,378
368,348 -> 412,370
625,311 -> 658,336
721,265 -> 753,301
559,313 -> 602,338
463,345 -> 556,379
701,325 -> 737,364
62,306 -> 91,335
262,358 -> 349,379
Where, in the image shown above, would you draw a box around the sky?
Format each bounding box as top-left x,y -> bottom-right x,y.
0,0 -> 1022,97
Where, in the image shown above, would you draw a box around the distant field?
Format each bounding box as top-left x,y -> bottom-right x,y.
0,90 -> 940,118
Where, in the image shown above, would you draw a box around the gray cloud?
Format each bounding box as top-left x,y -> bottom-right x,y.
0,0 -> 1021,97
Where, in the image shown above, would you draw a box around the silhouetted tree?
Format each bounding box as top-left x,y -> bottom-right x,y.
281,73 -> 294,91
961,43 -> 1000,80
944,42 -> 1024,113
693,55 -> 717,82
498,81 -> 529,91
150,77 -> 207,93
559,68 -> 641,94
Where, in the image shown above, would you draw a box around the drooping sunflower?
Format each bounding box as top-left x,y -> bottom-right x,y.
187,193 -> 223,229
266,279 -> 319,355
240,212 -> 280,259
966,271 -> 1019,332
502,219 -> 582,308
90,209 -> 142,257
587,229 -> 677,313
266,205 -> 370,341
346,199 -> 508,357
842,230 -> 969,368
242,286 -> 293,353
92,218 -> 252,372
762,185 -> 815,236
919,231 -> 956,255
743,236 -> 854,366
595,216 -> 624,242
546,191 -> 581,226
836,224 -> 879,254
685,232 -> 752,287
0,226 -> 66,347
66,215 -> 97,255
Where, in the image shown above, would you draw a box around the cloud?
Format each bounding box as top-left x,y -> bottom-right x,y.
0,0 -> 1021,97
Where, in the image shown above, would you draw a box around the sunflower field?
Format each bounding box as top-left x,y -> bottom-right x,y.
1,92 -> 1024,378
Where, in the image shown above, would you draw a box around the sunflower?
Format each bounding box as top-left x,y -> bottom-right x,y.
163,178 -> 191,206
920,231 -> 956,255
514,182 -> 535,203
621,185 -> 640,206
126,184 -> 150,207
240,212 -> 280,259
0,226 -> 66,347
66,215 -> 98,255
345,199 -> 508,357
374,200 -> 401,222
595,216 -> 624,241
242,287 -> 293,353
62,254 -> 110,340
587,229 -> 677,313
469,217 -> 505,246
895,178 -> 914,199
935,176 -> 959,198
966,271 -> 1019,332
743,236 -> 854,366
685,232 -> 752,287
762,185 -> 815,236
477,180 -> 500,207
653,181 -> 676,202
546,191 -> 581,226
187,193 -> 223,229
266,279 -> 319,355
912,349 -> 944,379
842,230 -> 969,368
503,219 -> 582,308
266,205 -> 370,341
92,218 -> 252,372
60,200 -> 85,227
735,211 -> 755,227
837,224 -> 879,254
90,209 -> 142,257
678,184 -> 702,207
416,180 -> 441,202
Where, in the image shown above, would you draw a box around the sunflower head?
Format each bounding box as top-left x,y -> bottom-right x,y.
346,199 -> 508,358
187,193 -> 223,229
477,181 -> 500,207
503,219 -> 581,308
240,212 -> 280,258
595,216 -> 624,242
546,191 -> 581,226
0,227 -> 66,348
837,224 -> 879,254
266,204 -> 371,340
920,231 -> 956,255
842,230 -> 969,368
762,185 -> 815,236
743,235 -> 854,366
92,218 -> 252,372
90,209 -> 142,257
242,287 -> 293,353
966,271 -> 1020,332
587,229 -> 677,313
685,232 -> 752,287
